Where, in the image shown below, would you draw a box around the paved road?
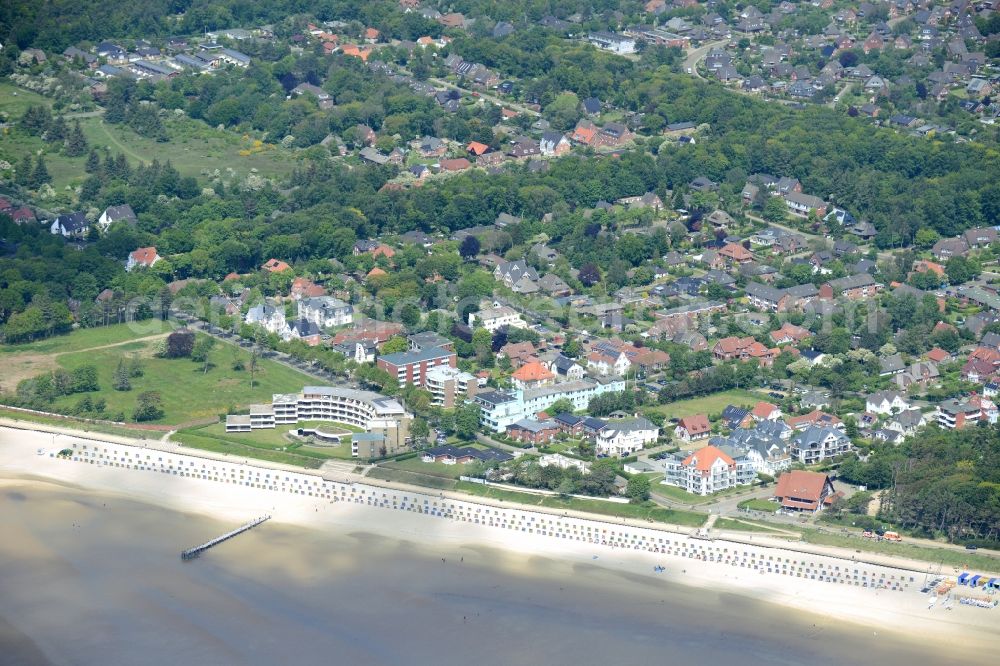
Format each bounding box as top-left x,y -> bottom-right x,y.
64,109 -> 105,119
475,432 -> 534,455
172,311 -> 359,390
826,81 -> 853,109
683,39 -> 729,80
428,77 -> 541,117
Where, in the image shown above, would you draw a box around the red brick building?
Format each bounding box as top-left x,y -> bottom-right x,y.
377,347 -> 457,387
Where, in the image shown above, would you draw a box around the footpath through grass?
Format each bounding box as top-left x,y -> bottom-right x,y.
798,528 -> 1000,572
0,322 -> 175,356
0,406 -> 159,440
714,517 -> 791,534
49,333 -> 312,424
368,467 -> 458,490
454,481 -> 706,527
173,425 -> 328,469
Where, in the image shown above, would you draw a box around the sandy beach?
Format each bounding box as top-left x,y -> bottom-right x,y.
1,424 -> 998,664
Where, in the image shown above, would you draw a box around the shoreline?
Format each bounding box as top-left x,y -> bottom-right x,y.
1,424 -> 998,657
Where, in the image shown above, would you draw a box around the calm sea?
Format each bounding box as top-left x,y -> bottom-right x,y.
0,481 -> 979,666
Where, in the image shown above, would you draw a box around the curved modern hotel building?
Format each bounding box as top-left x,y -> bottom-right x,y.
226,386 -> 413,456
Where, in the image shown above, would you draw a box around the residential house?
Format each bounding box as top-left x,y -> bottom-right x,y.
262,258 -> 291,273
587,32 -> 637,54
298,296 -> 353,328
675,414 -> 711,441
713,337 -> 780,367
884,409 -> 927,438
126,246 -> 161,271
97,204 -> 136,230
287,319 -> 323,346
587,349 -> 631,376
540,131 -> 571,156
721,405 -> 754,429
553,413 -> 585,437
790,426 -> 851,464
469,305 -> 527,332
663,445 -> 755,495
511,361 -> 555,390
494,261 -> 539,289
546,354 -> 586,380
784,191 -> 827,218
865,390 -> 911,415
499,341 -> 537,367
932,238 -> 969,260
936,394 -> 998,430
595,417 -> 659,456
773,470 -> 837,512
786,410 -> 843,431
49,212 -> 89,238
507,418 -> 561,444
718,242 -> 753,266
538,274 -> 572,297
245,303 -> 289,337
879,353 -> 906,377
752,401 -> 782,421
895,361 -> 940,390
819,274 -> 881,300
290,277 -> 325,300
745,282 -> 818,312
769,322 -> 811,345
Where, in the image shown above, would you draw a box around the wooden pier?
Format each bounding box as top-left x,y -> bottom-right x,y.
181,515 -> 271,561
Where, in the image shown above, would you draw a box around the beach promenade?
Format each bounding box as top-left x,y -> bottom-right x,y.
2,421 -> 998,653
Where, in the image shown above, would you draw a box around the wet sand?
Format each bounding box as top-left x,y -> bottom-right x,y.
0,479 -> 991,666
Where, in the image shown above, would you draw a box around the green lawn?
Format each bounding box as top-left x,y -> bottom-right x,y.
714,518 -> 791,533
0,322 -> 175,356
0,81 -> 52,119
171,427 -> 326,469
649,480 -> 718,505
0,81 -> 299,203
367,467 -> 458,490
48,334 -> 313,424
380,456 -> 469,480
79,116 -> 298,181
648,389 -> 761,421
798,528 -> 1000,572
738,498 -> 781,513
454,481 -> 707,527
173,419 -> 366,467
0,405 -> 159,440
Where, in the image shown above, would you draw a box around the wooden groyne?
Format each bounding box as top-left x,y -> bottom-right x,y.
181,515 -> 270,560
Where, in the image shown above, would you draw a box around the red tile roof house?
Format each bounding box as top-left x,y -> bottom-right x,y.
786,410 -> 843,431
291,277 -> 325,299
466,141 -> 490,156
439,157 -> 472,172
752,401 -> 782,421
712,337 -> 780,367
511,361 -> 555,389
499,341 -> 537,368
773,470 -> 838,512
718,242 -> 754,266
675,414 -> 711,442
506,418 -> 561,445
126,246 -> 161,272
769,322 -> 812,345
262,258 -> 291,273
925,347 -> 951,363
